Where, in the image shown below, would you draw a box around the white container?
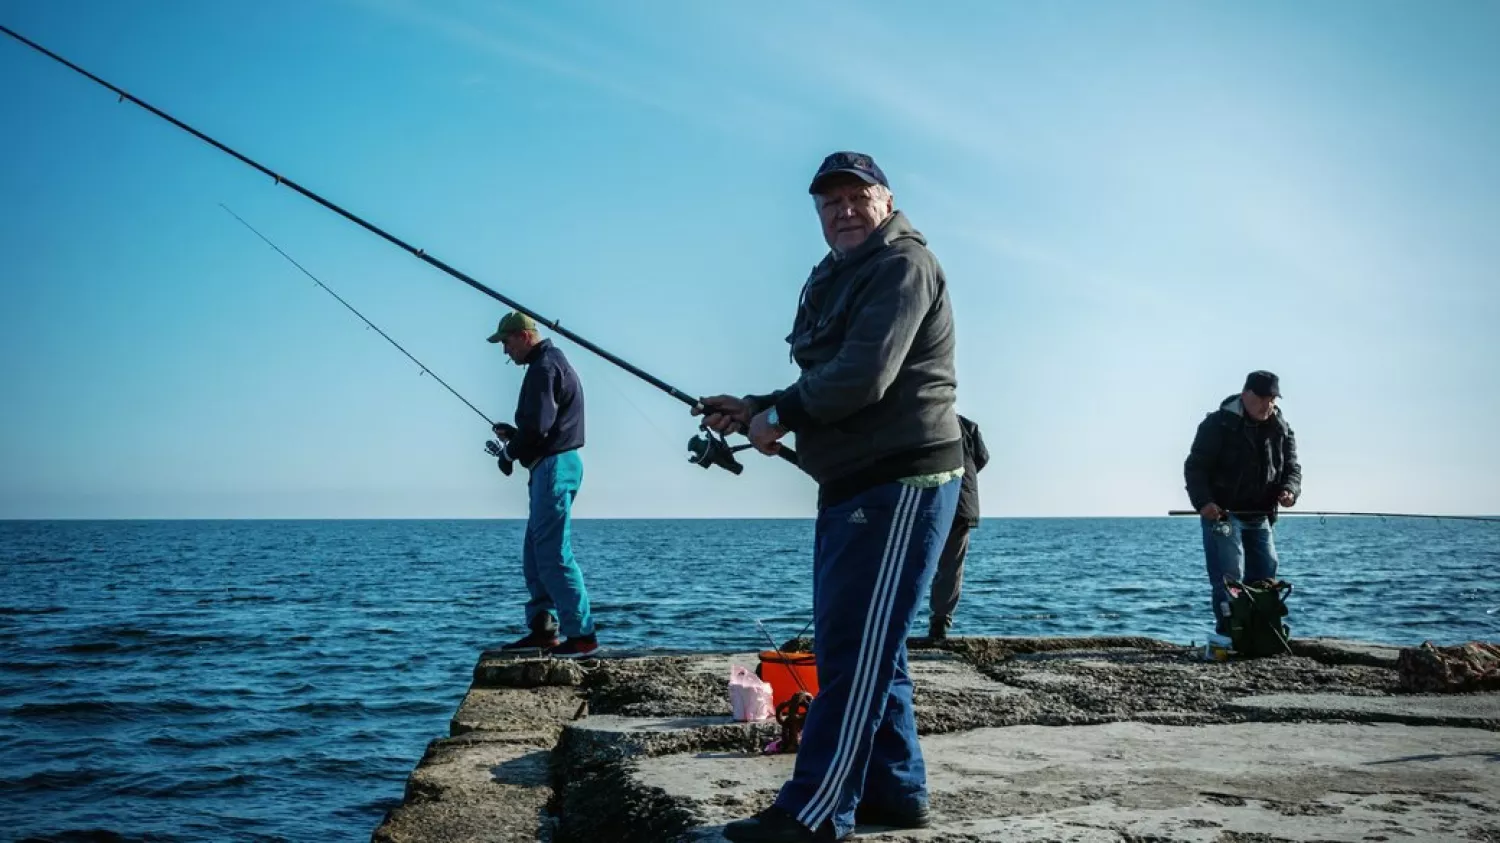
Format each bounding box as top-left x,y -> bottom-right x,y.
1201,633 -> 1233,662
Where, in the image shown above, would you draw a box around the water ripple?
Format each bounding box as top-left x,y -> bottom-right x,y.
0,516 -> 1494,841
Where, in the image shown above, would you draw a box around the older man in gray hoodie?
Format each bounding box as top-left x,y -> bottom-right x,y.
697,151 -> 962,842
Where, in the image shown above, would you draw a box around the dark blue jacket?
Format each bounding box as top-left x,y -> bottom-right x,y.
508,339 -> 585,465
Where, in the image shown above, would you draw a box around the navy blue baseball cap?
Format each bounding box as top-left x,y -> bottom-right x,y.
809,151 -> 889,194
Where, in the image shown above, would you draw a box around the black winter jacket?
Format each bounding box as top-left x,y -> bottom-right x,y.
956,415 -> 988,527
1184,395 -> 1301,521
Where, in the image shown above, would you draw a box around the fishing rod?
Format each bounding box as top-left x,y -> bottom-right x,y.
0,23 -> 791,476
220,204 -> 493,427
1168,510 -> 1500,524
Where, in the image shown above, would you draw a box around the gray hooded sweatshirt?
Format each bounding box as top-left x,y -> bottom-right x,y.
750,210 -> 961,505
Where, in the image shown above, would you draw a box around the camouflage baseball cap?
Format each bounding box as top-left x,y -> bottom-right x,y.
487,311 -> 537,343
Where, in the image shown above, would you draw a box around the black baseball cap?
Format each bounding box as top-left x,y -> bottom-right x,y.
1244,370 -> 1281,398
808,151 -> 889,194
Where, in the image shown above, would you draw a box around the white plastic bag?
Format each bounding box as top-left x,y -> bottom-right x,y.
728,664 -> 774,722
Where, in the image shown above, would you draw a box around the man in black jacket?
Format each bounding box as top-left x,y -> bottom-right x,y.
1184,370 -> 1302,633
485,311 -> 597,659
927,415 -> 988,640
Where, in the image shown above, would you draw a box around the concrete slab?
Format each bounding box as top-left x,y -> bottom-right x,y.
1289,638 -> 1405,669
451,685 -> 585,736
915,636 -> 1184,664
372,732 -> 556,843
642,722 -> 1500,842
575,714 -> 745,733
909,650 -> 1027,696
1226,692 -> 1500,727
473,654 -> 586,689
908,649 -> 1038,734
980,644 -> 1401,728
576,653 -> 759,719
377,637 -> 1500,842
560,713 -> 780,762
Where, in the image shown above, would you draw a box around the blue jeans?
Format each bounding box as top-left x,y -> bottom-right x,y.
1201,515 -> 1279,624
773,478 -> 960,839
522,451 -> 593,638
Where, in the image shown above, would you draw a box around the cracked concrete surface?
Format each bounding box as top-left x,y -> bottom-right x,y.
370,637 -> 1500,843
655,722 -> 1500,841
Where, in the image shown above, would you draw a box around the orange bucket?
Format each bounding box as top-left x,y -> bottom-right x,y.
758,651 -> 818,709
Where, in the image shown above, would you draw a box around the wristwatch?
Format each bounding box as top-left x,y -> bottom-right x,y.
766,406 -> 785,432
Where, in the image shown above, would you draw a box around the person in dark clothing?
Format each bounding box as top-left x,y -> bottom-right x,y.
697,151 -> 961,843
1184,370 -> 1302,634
926,415 -> 988,640
485,311 -> 597,659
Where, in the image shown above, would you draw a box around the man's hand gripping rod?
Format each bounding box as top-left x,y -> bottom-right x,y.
686,401 -> 799,476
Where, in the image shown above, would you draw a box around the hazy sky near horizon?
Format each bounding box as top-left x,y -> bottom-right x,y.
2,0 -> 1497,519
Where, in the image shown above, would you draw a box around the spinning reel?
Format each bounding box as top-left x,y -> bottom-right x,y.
686,427 -> 753,475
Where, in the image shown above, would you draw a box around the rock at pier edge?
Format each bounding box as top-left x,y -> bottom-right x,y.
371,636 -> 1500,842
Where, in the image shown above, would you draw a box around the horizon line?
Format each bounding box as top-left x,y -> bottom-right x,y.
5,514 -> 1494,522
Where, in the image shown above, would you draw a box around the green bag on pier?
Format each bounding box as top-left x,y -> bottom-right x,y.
1225,578 -> 1293,658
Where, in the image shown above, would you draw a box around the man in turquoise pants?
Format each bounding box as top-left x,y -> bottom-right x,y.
486,311 -> 598,659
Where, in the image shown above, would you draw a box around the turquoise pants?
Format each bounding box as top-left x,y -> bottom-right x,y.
523,451 -> 593,638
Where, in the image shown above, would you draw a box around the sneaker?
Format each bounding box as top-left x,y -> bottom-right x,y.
855,799 -> 931,829
928,614 -> 952,641
548,634 -> 600,659
723,806 -> 848,842
500,630 -> 559,651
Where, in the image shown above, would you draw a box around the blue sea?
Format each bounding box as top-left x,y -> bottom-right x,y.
1,517 -> 1496,841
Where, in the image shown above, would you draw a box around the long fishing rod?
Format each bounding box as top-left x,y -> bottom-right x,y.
0,23 -> 790,476
220,204 -> 493,427
1168,510 -> 1500,524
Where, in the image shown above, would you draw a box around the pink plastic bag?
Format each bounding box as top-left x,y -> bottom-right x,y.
728,664 -> 774,722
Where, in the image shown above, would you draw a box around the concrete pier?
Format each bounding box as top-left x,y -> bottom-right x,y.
371,637 -> 1500,842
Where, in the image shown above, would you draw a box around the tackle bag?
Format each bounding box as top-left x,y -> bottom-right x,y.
1225,578 -> 1293,658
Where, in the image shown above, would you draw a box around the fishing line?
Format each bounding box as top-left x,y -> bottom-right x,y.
221,204 -> 494,427
592,357 -> 685,454
1168,510 -> 1500,524
0,24 -> 794,475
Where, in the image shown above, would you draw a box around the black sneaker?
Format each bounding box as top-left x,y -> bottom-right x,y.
928,614 -> 952,641
723,806 -> 849,842
548,634 -> 600,659
500,630 -> 559,651
855,799 -> 931,829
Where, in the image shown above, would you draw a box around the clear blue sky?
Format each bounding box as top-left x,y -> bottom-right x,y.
2,0 -> 1497,518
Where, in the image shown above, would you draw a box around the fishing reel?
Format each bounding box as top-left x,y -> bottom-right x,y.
484,439 -> 514,476
686,427 -> 750,475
